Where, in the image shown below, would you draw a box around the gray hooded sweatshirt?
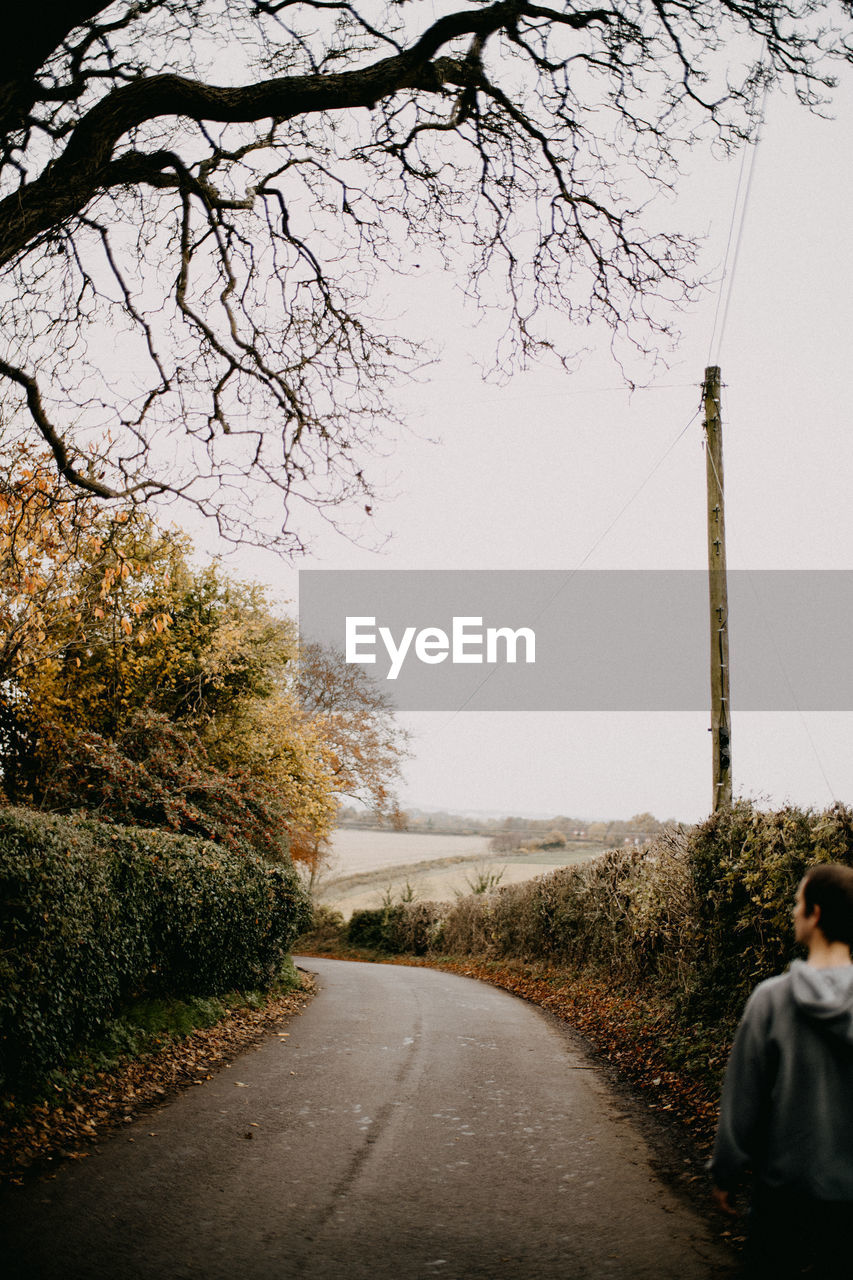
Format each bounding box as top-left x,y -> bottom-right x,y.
710,960 -> 853,1199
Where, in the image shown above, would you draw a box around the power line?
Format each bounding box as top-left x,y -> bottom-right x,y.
569,409 -> 701,575
707,78 -> 771,363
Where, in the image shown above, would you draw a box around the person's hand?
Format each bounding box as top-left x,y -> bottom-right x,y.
712,1186 -> 739,1217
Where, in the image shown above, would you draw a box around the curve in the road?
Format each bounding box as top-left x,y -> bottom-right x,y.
0,958 -> 736,1280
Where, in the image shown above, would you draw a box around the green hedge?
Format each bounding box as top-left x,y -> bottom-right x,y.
347,902 -> 443,955
0,807 -> 311,1091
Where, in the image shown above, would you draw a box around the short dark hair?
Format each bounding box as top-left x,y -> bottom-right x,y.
802,863 -> 853,947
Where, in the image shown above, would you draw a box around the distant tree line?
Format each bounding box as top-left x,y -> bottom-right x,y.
336,804 -> 678,850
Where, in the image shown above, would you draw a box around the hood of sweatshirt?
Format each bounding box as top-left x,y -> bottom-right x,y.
789,959 -> 853,1045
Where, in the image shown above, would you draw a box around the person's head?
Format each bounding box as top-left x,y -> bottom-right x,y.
794,863 -> 853,948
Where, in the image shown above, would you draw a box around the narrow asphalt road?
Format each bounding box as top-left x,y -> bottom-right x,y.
1,959 -> 736,1279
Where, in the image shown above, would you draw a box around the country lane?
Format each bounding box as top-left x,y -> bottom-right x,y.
0,958 -> 737,1279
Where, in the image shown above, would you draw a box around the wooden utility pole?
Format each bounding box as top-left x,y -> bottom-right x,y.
703,365 -> 732,810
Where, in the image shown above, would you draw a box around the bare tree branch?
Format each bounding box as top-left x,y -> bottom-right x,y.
0,0 -> 850,551
0,357 -> 120,497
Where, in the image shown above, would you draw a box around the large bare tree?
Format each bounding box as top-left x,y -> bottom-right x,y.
0,0 -> 849,549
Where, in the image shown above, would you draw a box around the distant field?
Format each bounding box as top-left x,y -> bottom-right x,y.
317,827 -> 603,919
322,828 -> 492,876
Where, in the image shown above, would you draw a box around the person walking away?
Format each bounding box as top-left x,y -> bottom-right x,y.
710,862 -> 853,1277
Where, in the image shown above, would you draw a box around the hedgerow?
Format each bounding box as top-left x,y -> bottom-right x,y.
347,901 -> 443,955
339,803 -> 853,1028
0,807 -> 311,1091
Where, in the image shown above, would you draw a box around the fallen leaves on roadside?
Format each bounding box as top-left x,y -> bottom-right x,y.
429,959 -> 726,1151
0,974 -> 315,1185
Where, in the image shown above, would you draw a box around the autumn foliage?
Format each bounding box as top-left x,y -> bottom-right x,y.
35,711 -> 294,861
0,447 -> 407,872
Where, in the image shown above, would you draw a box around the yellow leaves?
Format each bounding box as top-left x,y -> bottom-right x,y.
203,683 -> 338,858
10,511 -> 189,740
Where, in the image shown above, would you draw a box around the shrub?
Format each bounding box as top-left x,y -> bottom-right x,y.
687,802 -> 853,1019
345,901 -> 443,955
34,710 -> 293,862
0,807 -> 311,1091
388,901 -> 445,955
0,810 -> 134,1093
347,905 -> 406,952
296,904 -> 345,951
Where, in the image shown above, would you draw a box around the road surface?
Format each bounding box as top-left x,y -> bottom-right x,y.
0,958 -> 736,1279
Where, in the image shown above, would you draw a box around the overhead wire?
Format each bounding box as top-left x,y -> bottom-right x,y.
706,144 -> 752,364
707,72 -> 771,364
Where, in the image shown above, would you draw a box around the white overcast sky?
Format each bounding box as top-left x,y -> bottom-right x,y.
196,70 -> 853,824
